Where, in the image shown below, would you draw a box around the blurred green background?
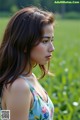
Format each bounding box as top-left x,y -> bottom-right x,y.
0,0 -> 80,120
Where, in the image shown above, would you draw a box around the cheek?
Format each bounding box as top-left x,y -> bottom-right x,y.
35,45 -> 43,53
30,45 -> 45,60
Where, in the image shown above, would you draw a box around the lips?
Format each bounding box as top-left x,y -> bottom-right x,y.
45,55 -> 52,60
46,55 -> 52,58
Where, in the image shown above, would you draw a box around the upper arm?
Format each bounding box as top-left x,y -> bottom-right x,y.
6,78 -> 31,120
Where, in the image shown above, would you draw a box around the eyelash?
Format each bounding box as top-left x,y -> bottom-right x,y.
42,40 -> 48,43
42,39 -> 53,44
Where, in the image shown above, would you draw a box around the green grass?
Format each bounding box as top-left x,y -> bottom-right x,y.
0,18 -> 80,120
0,17 -> 10,41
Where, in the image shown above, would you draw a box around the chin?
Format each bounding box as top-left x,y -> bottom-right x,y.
39,61 -> 47,65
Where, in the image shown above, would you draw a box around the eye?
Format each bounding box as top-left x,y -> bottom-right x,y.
42,40 -> 49,44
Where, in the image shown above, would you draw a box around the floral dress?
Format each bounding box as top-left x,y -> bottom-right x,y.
19,75 -> 54,120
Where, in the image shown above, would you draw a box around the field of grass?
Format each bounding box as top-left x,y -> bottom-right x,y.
0,18 -> 80,120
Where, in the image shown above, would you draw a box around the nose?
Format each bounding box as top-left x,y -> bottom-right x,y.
48,42 -> 55,52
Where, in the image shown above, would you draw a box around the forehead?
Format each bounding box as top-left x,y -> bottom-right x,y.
42,24 -> 54,37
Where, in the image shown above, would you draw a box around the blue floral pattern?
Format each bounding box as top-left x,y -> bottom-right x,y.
29,85 -> 54,120
19,75 -> 54,120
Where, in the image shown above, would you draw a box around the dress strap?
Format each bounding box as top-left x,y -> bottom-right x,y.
18,75 -> 35,92
19,75 -> 49,103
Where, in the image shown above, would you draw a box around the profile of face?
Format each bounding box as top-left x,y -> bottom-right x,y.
30,24 -> 55,66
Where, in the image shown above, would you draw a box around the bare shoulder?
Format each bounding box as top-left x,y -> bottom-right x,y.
3,77 -> 29,98
9,77 -> 30,94
4,77 -> 31,106
4,77 -> 31,120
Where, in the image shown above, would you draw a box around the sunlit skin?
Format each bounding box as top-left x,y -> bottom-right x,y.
23,24 -> 55,75
0,7 -> 55,120
1,24 -> 55,119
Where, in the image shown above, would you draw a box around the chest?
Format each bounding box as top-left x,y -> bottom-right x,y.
33,82 -> 48,102
29,83 -> 54,120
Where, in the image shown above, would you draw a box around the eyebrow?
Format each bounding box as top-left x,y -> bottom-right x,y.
41,36 -> 54,39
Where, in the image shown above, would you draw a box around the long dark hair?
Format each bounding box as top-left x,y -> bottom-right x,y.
0,6 -> 54,97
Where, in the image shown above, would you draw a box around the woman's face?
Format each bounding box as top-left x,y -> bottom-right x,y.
30,24 -> 55,65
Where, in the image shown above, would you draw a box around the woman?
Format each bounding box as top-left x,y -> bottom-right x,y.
0,6 -> 55,120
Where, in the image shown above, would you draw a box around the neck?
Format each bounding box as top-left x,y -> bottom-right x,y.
22,67 -> 33,77
22,61 -> 36,77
